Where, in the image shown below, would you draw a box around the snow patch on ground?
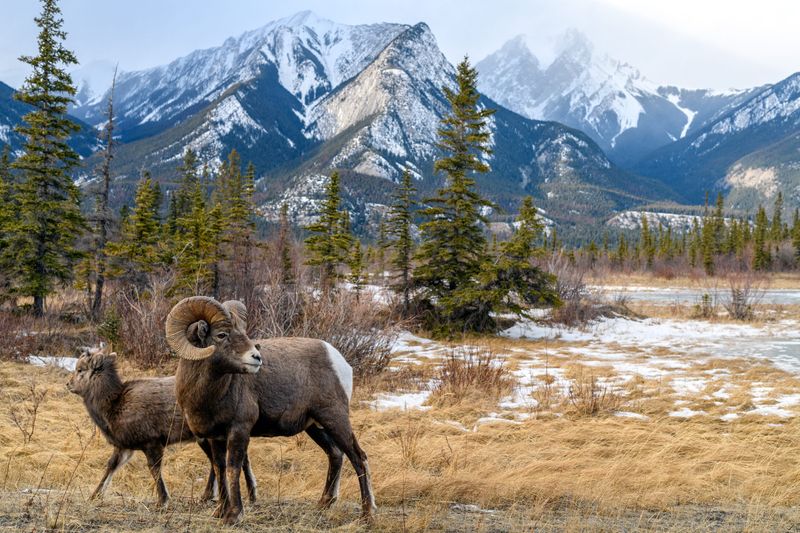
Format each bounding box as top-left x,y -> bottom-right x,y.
27,356 -> 77,372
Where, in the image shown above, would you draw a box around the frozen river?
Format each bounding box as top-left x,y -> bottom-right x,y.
591,285 -> 800,306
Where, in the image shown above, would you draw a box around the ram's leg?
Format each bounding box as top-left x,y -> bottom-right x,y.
242,451 -> 257,503
90,447 -> 134,501
197,439 -> 218,502
319,416 -> 377,520
143,444 -> 170,507
222,431 -> 250,525
306,426 -> 344,509
209,440 -> 228,518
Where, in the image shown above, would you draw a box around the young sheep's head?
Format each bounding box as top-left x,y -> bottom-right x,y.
165,296 -> 262,374
66,348 -> 118,396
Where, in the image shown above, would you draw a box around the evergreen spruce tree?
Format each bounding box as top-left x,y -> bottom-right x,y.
753,205 -> 771,271
376,220 -> 387,285
701,217 -> 715,276
413,57 -> 496,332
770,191 -> 784,242
107,173 -> 163,289
0,147 -> 14,300
462,196 -> 559,329
792,208 -> 800,263
587,240 -> 598,269
8,0 -> 85,315
688,218 -> 701,268
616,234 -> 628,267
174,149 -> 199,226
305,172 -> 351,290
171,180 -> 225,295
640,214 -> 655,269
277,203 -> 294,286
386,170 -> 416,315
348,239 -> 365,300
712,192 -> 725,253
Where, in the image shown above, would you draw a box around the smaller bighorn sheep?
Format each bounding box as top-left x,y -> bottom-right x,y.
66,347 -> 257,505
166,297 -> 376,525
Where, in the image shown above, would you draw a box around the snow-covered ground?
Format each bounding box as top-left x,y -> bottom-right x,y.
375,309 -> 800,423
27,355 -> 77,372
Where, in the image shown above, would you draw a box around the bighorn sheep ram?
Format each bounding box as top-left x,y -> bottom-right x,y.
165,296 -> 376,524
67,347 -> 257,505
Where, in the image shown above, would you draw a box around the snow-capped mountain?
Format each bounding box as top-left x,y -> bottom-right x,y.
70,12 -> 672,227
636,72 -> 800,209
73,11 -> 407,143
476,31 -> 755,166
0,80 -> 99,158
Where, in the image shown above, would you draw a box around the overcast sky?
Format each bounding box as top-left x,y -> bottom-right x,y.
1,0 -> 798,91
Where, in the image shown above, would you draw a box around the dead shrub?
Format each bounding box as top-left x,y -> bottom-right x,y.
566,368 -> 623,417
8,378 -> 47,444
0,302 -> 91,362
102,276 -> 173,369
429,346 -> 514,406
545,252 -> 614,326
250,277 -> 399,377
719,270 -> 767,321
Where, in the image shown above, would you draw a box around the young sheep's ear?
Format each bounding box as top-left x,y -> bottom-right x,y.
187,320 -> 210,347
89,352 -> 107,371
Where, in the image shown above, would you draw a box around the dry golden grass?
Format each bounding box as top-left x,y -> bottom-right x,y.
2,360 -> 800,531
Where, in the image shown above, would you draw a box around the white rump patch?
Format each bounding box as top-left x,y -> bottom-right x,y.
324,341 -> 352,402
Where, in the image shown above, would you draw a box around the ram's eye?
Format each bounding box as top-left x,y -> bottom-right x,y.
216,332 -> 229,341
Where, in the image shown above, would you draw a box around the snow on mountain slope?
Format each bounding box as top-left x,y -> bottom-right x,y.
71,12 -> 676,228
260,23 -> 674,226
636,72 -> 800,208
0,80 -> 99,158
304,23 -> 452,178
476,30 -> 748,166
72,11 -> 406,141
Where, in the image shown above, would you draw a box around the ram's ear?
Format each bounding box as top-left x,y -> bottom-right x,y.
187,320 -> 210,347
222,300 -> 247,330
89,352 -> 109,372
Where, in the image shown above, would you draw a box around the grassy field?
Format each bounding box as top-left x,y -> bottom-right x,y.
2,344 -> 800,532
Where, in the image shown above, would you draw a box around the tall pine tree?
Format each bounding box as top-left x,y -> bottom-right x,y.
305,172 -> 352,290
107,173 -> 163,289
387,170 -> 416,315
8,0 -> 85,315
414,57 -> 495,333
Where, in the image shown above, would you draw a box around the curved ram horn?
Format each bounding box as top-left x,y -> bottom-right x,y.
165,296 -> 231,360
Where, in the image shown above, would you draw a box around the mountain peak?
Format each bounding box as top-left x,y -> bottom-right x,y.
279,10 -> 332,29
552,28 -> 593,66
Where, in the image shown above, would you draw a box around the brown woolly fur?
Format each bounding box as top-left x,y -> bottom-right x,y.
166,297 -> 375,525
65,347 -> 255,506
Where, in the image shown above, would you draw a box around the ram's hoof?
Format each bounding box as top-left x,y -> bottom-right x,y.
222,507 -> 243,525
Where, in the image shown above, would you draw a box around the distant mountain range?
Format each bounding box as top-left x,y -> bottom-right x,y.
2,12 -> 799,233
62,12 -> 669,229
0,80 -> 98,158
476,31 -> 800,211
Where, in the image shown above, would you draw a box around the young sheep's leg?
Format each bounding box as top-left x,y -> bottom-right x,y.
305,426 -> 344,509
209,440 -> 228,519
321,419 -> 377,520
242,452 -> 258,503
90,448 -> 134,501
197,439 -> 219,502
143,444 -> 170,507
222,432 -> 249,525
